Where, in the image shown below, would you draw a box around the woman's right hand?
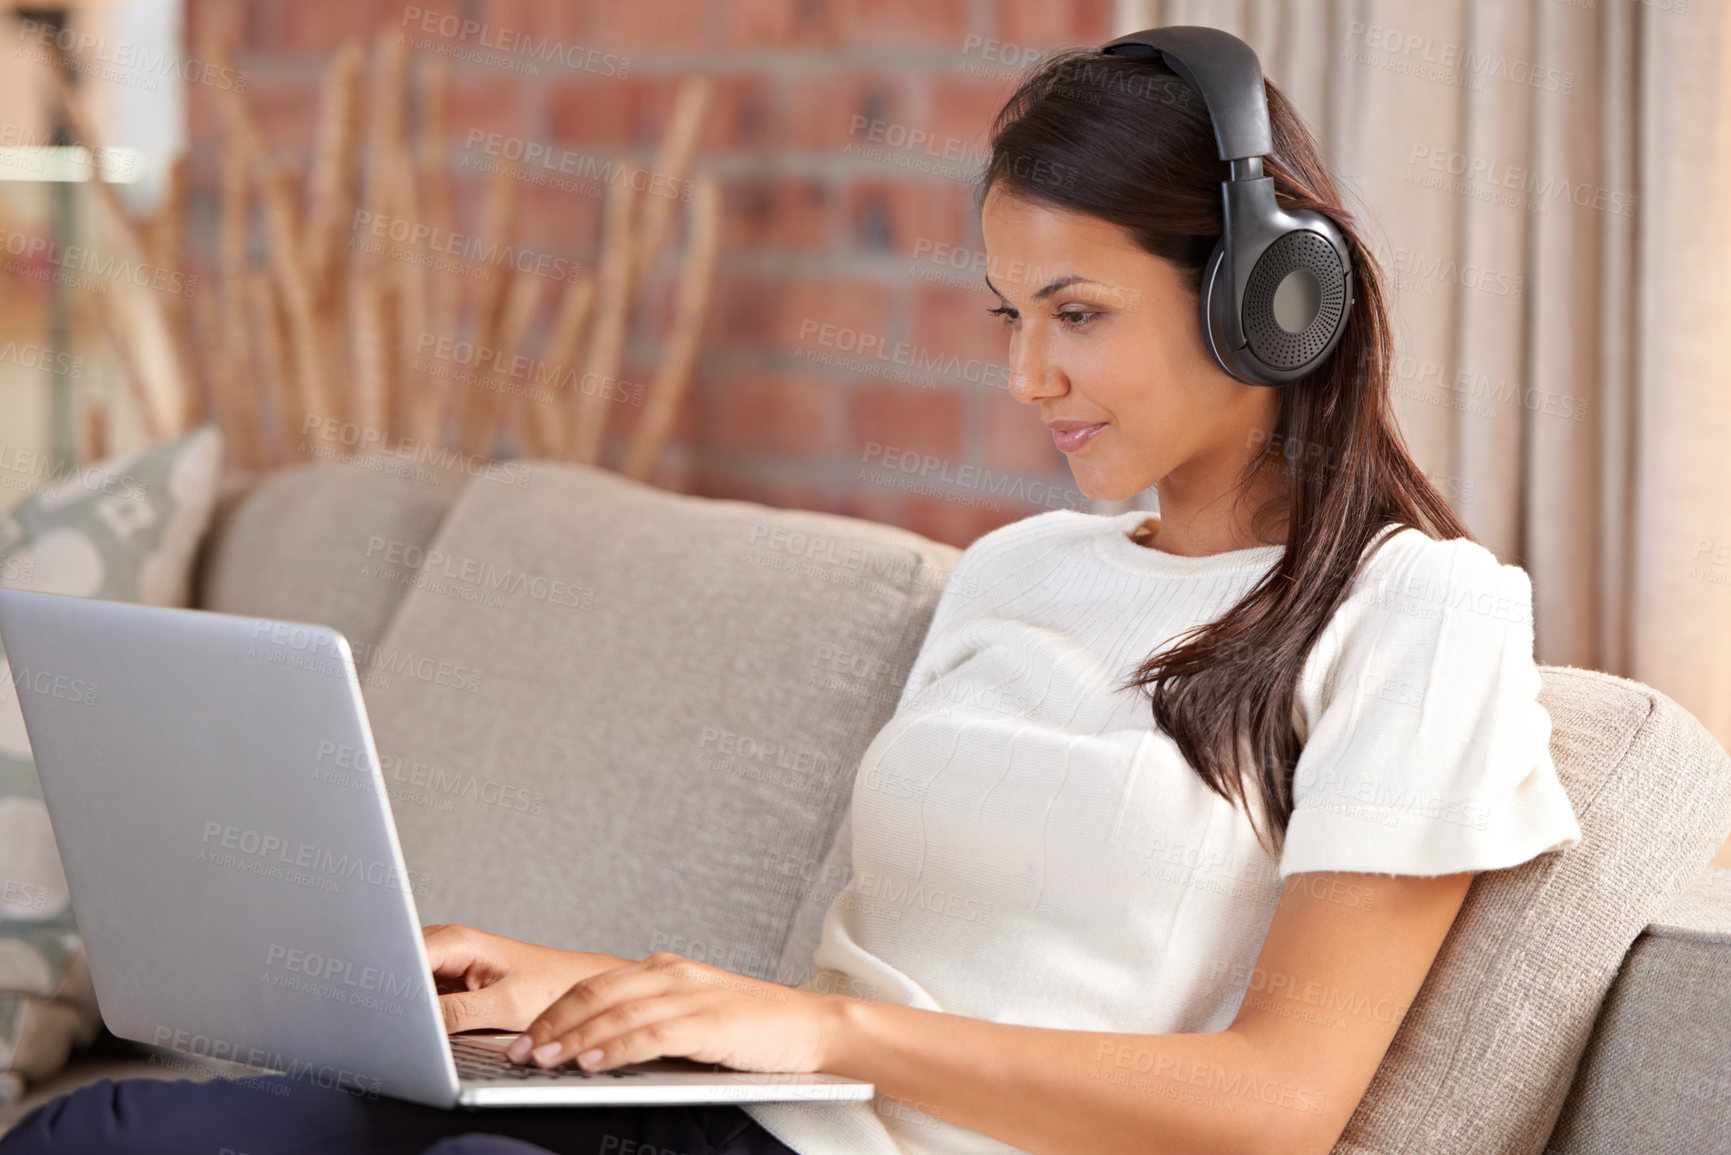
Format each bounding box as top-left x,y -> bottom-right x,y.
421,923 -> 627,1034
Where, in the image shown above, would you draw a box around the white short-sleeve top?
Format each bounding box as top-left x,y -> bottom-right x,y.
744,509 -> 1582,1155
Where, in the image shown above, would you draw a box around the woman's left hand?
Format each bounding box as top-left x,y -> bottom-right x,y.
504,952 -> 843,1074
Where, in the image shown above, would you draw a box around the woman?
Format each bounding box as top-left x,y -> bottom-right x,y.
0,40 -> 1581,1155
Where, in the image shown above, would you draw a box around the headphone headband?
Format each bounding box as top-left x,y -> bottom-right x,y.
1100,26 -> 1271,162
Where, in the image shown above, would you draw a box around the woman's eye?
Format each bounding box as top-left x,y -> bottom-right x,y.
986,305 -> 1097,328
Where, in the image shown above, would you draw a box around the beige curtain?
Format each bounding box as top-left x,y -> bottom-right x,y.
1103,0 -> 1731,859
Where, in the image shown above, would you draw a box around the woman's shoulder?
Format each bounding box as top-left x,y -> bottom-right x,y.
1295,525 -> 1537,720
1283,525 -> 1576,878
1344,525 -> 1534,631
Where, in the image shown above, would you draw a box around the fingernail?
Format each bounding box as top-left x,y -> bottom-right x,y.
506,1036 -> 532,1064
531,1042 -> 563,1067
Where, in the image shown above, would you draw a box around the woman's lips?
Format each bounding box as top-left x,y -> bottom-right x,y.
1051,423 -> 1106,452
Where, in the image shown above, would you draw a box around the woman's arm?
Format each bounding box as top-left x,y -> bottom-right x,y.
822,869 -> 1476,1154
519,869 -> 1475,1155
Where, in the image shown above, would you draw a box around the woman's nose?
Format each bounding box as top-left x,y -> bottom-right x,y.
1007,335 -> 1060,404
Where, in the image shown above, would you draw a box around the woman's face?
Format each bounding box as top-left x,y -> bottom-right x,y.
979,185 -> 1282,505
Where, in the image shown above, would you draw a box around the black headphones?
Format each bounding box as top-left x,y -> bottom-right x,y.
1101,26 -> 1354,388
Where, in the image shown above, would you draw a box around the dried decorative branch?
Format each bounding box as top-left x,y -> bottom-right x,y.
306,40 -> 364,294
447,152 -> 523,457
351,265 -> 392,435
78,398 -> 108,465
146,154 -> 204,432
632,77 -> 713,292
407,53 -> 458,448
526,270 -> 597,458
213,129 -> 254,457
624,171 -> 721,483
478,271 -> 546,459
569,75 -> 712,469
257,155 -> 340,433
194,282 -> 265,468
246,270 -> 296,456
569,166 -> 639,465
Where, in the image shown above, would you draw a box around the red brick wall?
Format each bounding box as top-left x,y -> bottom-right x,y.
182,0 -> 1119,549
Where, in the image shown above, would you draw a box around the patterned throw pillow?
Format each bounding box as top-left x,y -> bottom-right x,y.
0,423 -> 225,1102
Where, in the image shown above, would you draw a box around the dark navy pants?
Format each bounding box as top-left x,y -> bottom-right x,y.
0,1072 -> 801,1155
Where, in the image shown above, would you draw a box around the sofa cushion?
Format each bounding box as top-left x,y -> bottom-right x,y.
195,450 -> 476,662
1543,867 -> 1731,1154
1333,666 -> 1731,1155
0,424 -> 224,1103
362,462 -> 959,978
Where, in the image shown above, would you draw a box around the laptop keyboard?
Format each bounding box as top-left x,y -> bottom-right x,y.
451,1036 -> 648,1081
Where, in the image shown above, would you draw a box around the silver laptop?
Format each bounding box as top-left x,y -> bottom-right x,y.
0,588 -> 873,1109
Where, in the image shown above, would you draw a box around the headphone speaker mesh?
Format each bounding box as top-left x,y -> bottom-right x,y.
1242,231 -> 1348,371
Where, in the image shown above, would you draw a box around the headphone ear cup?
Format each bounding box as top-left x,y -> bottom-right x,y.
1200,216 -> 1353,387
1239,215 -> 1352,379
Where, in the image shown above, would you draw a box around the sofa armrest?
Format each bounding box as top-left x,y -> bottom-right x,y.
1545,867 -> 1731,1154
1643,864 -> 1731,942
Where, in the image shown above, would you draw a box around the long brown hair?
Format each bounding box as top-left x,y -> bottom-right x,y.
979,48 -> 1472,855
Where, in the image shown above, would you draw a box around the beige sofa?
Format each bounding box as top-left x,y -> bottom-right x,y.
3,452 -> 1729,1154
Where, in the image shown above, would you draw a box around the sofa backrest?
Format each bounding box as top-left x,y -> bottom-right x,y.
197,454 -> 959,979
195,453 -> 472,660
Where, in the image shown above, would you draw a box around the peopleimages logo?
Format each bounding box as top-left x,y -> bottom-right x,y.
859,441 -> 1087,511
198,820 -> 431,897
463,130 -> 693,201
1345,21 -> 1574,94
350,210 -> 579,282
398,6 -> 629,77
0,339 -> 82,377
0,227 -> 198,296
151,1026 -> 382,1099
12,17 -> 247,92
9,664 -> 98,705
264,944 -> 425,1001
1405,143 -> 1638,218
0,123 -> 136,179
